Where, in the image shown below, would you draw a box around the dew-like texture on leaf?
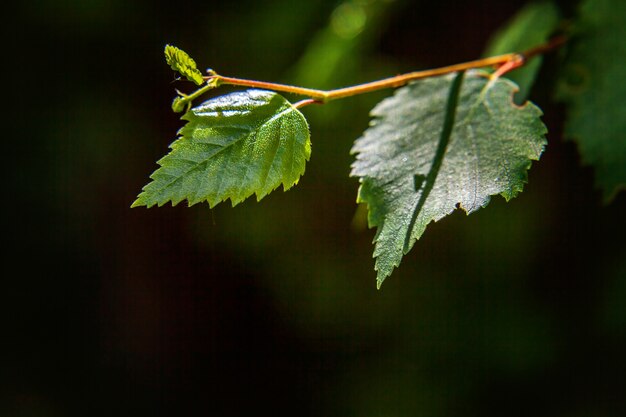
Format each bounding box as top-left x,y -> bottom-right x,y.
483,1 -> 560,101
133,90 -> 311,208
351,70 -> 547,287
164,44 -> 205,85
557,0 -> 626,202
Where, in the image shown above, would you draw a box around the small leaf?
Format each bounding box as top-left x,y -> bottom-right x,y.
483,1 -> 560,101
556,0 -> 626,202
133,89 -> 311,208
351,70 -> 547,287
164,44 -> 205,85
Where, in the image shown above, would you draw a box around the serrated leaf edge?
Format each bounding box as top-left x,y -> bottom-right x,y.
132,93 -> 311,209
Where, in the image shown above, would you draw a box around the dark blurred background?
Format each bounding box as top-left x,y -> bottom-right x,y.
5,0 -> 625,416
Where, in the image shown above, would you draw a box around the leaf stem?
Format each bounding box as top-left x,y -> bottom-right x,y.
215,76 -> 328,100
521,35 -> 567,60
196,37 -> 566,106
205,54 -> 520,102
293,98 -> 323,109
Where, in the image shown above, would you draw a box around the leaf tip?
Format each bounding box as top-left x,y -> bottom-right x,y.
130,197 -> 145,209
374,261 -> 393,289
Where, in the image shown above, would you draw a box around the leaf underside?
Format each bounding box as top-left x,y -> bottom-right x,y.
557,0 -> 626,202
132,89 -> 311,208
351,70 -> 547,288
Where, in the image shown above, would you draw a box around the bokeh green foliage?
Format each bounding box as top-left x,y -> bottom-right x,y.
556,0 -> 626,201
483,1 -> 560,101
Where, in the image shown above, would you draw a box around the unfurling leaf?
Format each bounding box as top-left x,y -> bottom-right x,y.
132,89 -> 311,208
557,0 -> 626,202
164,44 -> 205,85
351,70 -> 547,288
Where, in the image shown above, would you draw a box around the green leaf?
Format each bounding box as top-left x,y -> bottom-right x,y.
132,89 -> 311,208
351,70 -> 547,288
557,0 -> 626,202
483,1 -> 560,101
164,44 -> 205,85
